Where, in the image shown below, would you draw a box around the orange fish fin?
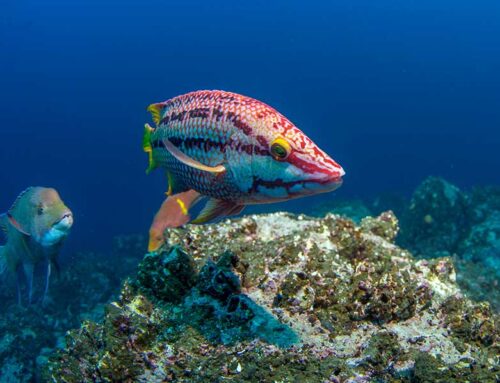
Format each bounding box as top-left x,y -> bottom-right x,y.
147,103 -> 165,126
190,198 -> 244,224
148,190 -> 201,252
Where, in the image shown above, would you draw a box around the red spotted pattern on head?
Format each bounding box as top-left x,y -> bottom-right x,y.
262,111 -> 344,179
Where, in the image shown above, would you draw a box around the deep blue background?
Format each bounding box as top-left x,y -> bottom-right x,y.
1,0 -> 499,252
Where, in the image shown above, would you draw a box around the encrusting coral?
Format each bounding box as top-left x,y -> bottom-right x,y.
44,212 -> 499,382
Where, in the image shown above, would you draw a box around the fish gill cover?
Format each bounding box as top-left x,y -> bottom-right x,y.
0,0 -> 499,382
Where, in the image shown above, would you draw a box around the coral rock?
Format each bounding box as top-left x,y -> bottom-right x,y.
44,212 -> 499,382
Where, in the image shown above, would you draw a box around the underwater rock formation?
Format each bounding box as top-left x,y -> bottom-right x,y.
398,177 -> 500,311
44,212 -> 499,382
398,177 -> 469,258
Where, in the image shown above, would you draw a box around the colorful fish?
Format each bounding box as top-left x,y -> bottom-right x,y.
144,90 -> 345,251
0,187 -> 73,304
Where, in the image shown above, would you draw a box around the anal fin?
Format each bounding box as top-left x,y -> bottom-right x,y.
190,199 -> 245,224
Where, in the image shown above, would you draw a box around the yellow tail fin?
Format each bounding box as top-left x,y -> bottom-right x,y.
143,123 -> 157,174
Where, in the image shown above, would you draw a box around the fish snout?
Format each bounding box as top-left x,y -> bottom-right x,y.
39,211 -> 73,247
54,212 -> 74,230
323,160 -> 345,183
304,160 -> 345,194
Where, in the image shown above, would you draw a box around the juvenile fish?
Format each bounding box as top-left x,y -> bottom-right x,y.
0,187 -> 73,304
144,90 -> 345,251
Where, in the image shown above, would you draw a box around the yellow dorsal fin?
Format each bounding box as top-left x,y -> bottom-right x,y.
143,123 -> 157,174
147,103 -> 164,126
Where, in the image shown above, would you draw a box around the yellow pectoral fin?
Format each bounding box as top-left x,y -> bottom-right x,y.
162,138 -> 226,174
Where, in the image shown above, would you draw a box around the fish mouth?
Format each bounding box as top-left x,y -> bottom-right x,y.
291,163 -> 343,196
302,175 -> 343,194
40,212 -> 73,247
307,166 -> 345,192
52,213 -> 73,230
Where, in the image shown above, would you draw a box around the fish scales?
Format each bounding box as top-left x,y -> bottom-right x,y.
150,90 -> 276,201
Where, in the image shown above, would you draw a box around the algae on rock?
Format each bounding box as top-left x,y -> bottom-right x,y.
45,212 -> 499,382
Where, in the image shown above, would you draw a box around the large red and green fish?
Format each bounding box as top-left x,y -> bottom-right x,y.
0,187 -> 73,304
144,90 -> 345,251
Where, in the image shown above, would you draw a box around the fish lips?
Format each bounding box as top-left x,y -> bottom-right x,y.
52,213 -> 74,231
279,174 -> 343,200
39,213 -> 73,247
303,175 -> 344,195
301,164 -> 345,194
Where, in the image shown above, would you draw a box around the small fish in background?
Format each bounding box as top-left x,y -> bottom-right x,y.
144,90 -> 345,251
0,187 -> 73,304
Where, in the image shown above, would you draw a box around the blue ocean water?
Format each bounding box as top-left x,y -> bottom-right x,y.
1,0 -> 499,254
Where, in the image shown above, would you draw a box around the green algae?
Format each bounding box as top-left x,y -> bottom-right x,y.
361,331 -> 400,376
413,351 -> 499,383
442,296 -> 499,349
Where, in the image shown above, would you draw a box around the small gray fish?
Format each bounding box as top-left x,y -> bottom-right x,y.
0,187 -> 73,304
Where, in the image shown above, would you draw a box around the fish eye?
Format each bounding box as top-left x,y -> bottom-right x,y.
37,205 -> 44,215
270,137 -> 291,161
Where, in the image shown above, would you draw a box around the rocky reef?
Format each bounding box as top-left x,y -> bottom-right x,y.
1,177 -> 499,382
44,212 -> 499,382
399,177 -> 500,311
315,177 -> 500,312
0,235 -> 146,383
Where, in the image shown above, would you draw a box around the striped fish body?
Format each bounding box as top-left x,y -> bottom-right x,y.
148,90 -> 275,203
144,90 -> 345,229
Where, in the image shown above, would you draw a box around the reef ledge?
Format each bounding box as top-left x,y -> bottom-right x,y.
44,212 -> 499,382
